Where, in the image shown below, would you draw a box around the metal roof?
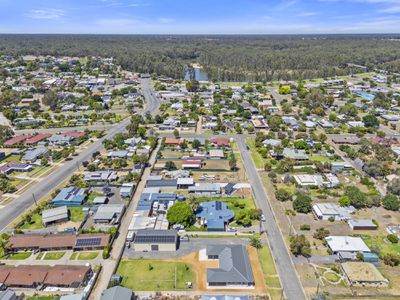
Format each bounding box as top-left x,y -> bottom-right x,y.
206,245 -> 254,285
134,229 -> 178,244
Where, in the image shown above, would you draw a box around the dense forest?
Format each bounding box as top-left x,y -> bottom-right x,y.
1,34 -> 400,81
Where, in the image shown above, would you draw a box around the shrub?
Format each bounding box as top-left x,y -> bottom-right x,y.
383,253 -> 400,266
300,224 -> 311,231
387,234 -> 399,244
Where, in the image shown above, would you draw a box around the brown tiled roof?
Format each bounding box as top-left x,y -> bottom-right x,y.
25,134 -> 52,145
8,233 -> 110,250
0,265 -> 91,287
0,265 -> 48,287
164,138 -> 184,145
44,265 -> 91,286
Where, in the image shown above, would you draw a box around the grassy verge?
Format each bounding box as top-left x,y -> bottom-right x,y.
257,246 -> 282,289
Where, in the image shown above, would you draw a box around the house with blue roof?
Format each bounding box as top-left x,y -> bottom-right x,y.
196,201 -> 234,231
52,187 -> 87,206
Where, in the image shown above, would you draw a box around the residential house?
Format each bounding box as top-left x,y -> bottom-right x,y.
312,203 -> 356,221
42,206 -> 69,226
21,148 -> 50,163
52,187 -> 87,206
203,245 -> 254,288
133,229 -> 178,251
325,236 -> 371,254
196,201 -> 234,231
93,204 -> 125,224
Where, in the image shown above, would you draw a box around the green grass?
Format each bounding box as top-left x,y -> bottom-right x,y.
117,259 -> 195,291
309,154 -> 335,162
69,252 -> 78,260
25,296 -> 60,300
2,251 -> 32,260
33,165 -> 53,177
245,138 -> 267,169
19,211 -> 44,230
2,155 -> 20,163
77,251 -> 99,260
69,207 -> 87,222
87,192 -> 104,203
362,235 -> 400,256
257,246 -> 281,289
36,252 -> 44,260
43,251 -> 66,260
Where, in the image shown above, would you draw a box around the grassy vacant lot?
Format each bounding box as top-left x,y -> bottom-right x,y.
2,251 -> 32,260
117,259 -> 195,291
362,235 -> 400,256
87,192 -> 104,203
43,251 -> 66,260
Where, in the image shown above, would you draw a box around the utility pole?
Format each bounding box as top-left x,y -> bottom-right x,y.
32,193 -> 37,206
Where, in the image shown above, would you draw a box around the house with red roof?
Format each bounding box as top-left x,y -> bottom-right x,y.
25,134 -> 52,145
4,135 -> 32,146
209,138 -> 230,147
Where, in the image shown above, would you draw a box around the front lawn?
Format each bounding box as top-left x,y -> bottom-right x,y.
117,259 -> 195,291
2,251 -> 32,260
77,251 -> 99,260
26,296 -> 60,300
43,251 -> 66,260
19,211 -> 44,230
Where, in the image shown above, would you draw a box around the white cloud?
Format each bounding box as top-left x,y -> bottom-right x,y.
28,8 -> 65,20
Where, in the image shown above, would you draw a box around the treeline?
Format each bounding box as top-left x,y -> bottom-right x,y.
1,34 -> 400,81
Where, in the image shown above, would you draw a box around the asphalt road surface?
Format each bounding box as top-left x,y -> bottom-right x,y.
236,137 -> 306,300
140,78 -> 161,115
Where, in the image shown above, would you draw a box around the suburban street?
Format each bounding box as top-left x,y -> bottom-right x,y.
0,118 -> 130,231
141,78 -> 161,115
236,137 -> 306,300
0,79 -> 161,232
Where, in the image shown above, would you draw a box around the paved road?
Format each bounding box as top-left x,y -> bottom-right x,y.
140,78 -> 161,115
236,137 -> 306,300
0,118 -> 130,231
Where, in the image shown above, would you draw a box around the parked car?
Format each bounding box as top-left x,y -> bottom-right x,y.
227,227 -> 237,232
261,214 -> 266,222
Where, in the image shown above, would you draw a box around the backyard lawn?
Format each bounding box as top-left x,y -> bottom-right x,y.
362,235 -> 400,256
87,192 -> 104,203
43,251 -> 66,260
69,207 -> 87,222
117,259 -> 195,291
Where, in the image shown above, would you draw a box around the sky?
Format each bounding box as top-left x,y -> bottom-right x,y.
1,0 -> 400,34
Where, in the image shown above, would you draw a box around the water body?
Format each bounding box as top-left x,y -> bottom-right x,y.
184,65 -> 209,81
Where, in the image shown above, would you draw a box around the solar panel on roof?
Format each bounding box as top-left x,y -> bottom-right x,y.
75,237 -> 101,247
216,202 -> 222,210
134,235 -> 176,244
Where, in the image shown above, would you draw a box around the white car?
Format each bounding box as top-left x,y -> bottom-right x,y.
261,214 -> 266,222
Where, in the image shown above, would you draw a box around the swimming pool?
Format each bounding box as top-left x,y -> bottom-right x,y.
352,91 -> 375,101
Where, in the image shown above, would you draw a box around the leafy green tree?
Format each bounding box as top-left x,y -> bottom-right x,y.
166,202 -> 195,227
192,139 -> 201,149
165,161 -> 177,171
275,189 -> 292,202
290,235 -> 311,257
345,186 -> 367,208
293,193 -> 312,213
279,85 -> 291,95
363,115 -> 379,128
382,194 -> 400,211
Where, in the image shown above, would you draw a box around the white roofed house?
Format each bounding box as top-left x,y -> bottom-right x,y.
42,206 -> 69,226
312,203 -> 355,220
325,236 -> 371,254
